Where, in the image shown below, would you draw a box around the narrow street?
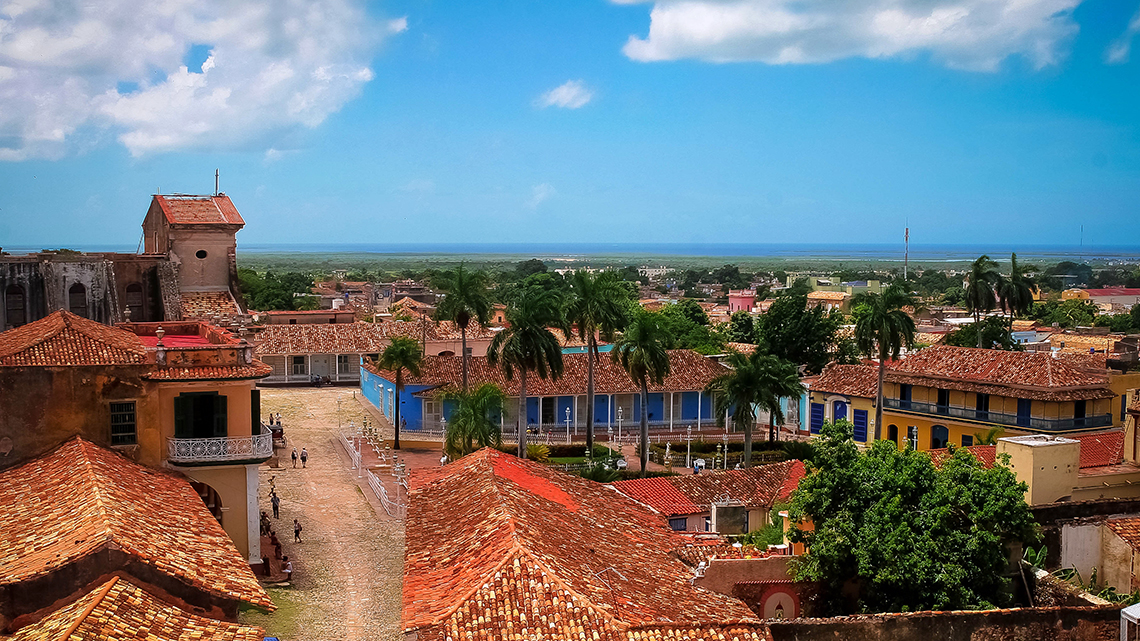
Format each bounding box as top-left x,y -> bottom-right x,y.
239,389 -> 404,641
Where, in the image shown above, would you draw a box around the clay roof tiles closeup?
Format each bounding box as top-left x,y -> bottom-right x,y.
926,429 -> 1124,471
255,321 -> 498,356
142,362 -> 274,381
811,363 -> 880,399
0,310 -> 147,366
0,438 -> 273,610
403,448 -> 768,641
612,461 -> 805,517
371,349 -> 728,397
154,194 -> 245,226
6,576 -> 264,641
1107,516 -> 1140,551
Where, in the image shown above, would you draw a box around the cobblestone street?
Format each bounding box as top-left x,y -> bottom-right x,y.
239,388 -> 404,641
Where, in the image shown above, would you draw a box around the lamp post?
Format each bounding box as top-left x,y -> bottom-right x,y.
686,425 -> 693,468
565,407 -> 572,444
722,432 -> 729,469
607,426 -> 614,466
440,415 -> 447,440
617,406 -> 624,444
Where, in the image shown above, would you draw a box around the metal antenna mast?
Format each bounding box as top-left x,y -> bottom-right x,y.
214,169 -> 219,196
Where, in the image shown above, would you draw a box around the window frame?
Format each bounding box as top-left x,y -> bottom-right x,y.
110,400 -> 138,446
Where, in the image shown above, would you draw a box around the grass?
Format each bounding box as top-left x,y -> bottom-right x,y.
239,587 -> 302,639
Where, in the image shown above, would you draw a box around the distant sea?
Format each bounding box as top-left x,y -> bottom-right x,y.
8,242 -> 1139,263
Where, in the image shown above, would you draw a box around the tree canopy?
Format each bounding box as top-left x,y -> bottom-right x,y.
753,294 -> 843,374
944,316 -> 1020,350
789,421 -> 1038,615
238,268 -> 317,311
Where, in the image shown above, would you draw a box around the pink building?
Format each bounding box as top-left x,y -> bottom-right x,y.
728,289 -> 757,313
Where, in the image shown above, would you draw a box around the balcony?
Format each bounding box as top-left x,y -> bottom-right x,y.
882,398 -> 1112,432
167,433 -> 273,465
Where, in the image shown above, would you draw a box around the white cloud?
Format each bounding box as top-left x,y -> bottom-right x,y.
0,0 -> 403,160
536,80 -> 594,109
618,0 -> 1082,71
1106,8 -> 1140,64
527,183 -> 556,208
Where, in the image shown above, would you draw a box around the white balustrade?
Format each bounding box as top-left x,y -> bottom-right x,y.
167,433 -> 273,464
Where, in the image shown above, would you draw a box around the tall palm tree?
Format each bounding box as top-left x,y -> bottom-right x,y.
440,383 -> 507,460
611,313 -> 672,476
997,253 -> 1037,333
707,350 -> 802,467
852,284 -> 917,442
486,287 -> 569,458
434,263 -> 491,391
377,335 -> 423,450
566,270 -> 628,452
964,255 -> 1001,348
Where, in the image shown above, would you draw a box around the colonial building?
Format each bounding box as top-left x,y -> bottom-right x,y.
361,349 -> 724,432
1,193 -> 248,330
0,310 -> 272,561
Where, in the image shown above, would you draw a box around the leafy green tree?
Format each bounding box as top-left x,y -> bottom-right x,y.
566,270 -> 629,450
657,305 -> 727,355
996,253 -> 1037,332
940,285 -> 965,306
1094,313 -> 1135,333
514,258 -> 548,279
487,287 -> 569,458
789,421 -> 1038,614
612,313 -> 672,475
944,316 -> 1020,350
727,311 -> 756,344
238,268 -> 317,311
852,284 -> 916,441
441,383 -> 506,460
707,351 -> 802,465
434,264 -> 492,391
755,294 -> 842,375
1133,303 -> 1140,331
1030,299 -> 1099,328
377,336 -> 423,450
964,255 -> 1002,348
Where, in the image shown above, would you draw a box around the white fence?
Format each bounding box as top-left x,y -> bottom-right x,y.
339,431 -> 362,474
367,469 -> 406,519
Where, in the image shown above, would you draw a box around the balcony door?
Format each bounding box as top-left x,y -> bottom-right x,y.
174,392 -> 228,439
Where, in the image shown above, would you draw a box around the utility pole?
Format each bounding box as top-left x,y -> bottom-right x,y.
904,221 -> 909,281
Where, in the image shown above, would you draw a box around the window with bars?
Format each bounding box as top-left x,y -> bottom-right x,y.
110,401 -> 137,445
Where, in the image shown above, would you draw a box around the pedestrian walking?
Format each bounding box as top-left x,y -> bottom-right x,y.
291,447 -> 298,468
259,511 -> 270,536
293,519 -> 303,543
271,492 -> 280,519
300,447 -> 308,468
282,556 -> 292,581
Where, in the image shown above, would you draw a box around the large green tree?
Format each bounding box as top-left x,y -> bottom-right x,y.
441,383 -> 507,460
996,253 -> 1037,333
789,421 -> 1038,614
852,284 -> 916,441
566,270 -> 629,451
611,313 -> 672,475
487,287 -> 569,458
964,255 -> 1002,348
377,336 -> 423,450
434,263 -> 492,391
944,316 -> 1020,350
753,295 -> 843,374
707,350 -> 802,466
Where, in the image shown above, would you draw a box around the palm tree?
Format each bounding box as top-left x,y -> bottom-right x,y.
441,383 -> 507,460
997,253 -> 1037,333
964,255 -> 1001,348
486,287 -> 569,458
707,350 -> 802,467
434,263 -> 491,391
852,284 -> 917,442
566,270 -> 628,452
611,313 -> 672,476
377,336 -> 423,450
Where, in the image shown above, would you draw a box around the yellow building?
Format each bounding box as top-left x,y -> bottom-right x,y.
809,345 -> 1127,451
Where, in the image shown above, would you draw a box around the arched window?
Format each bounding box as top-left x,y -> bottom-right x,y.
125,282 -> 144,320
68,283 -> 87,317
888,424 -> 899,446
5,285 -> 26,328
931,425 -> 949,450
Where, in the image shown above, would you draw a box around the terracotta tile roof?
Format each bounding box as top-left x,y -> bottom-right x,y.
254,321 -> 498,356
1084,288 -> 1140,297
812,363 -> 880,399
726,342 -> 759,353
806,291 -> 848,301
1011,320 -> 1039,331
927,430 -> 1123,471
0,310 -> 147,366
888,345 -> 1114,402
368,349 -> 728,397
7,576 -> 264,641
403,448 -> 767,640
154,195 -> 244,226
0,438 -> 273,609
1107,516 -> 1140,551
927,445 -> 998,468
1055,352 -> 1109,371
142,362 -> 273,381
914,332 -> 947,345
1049,333 -> 1121,354
180,291 -> 242,320
613,461 -> 805,517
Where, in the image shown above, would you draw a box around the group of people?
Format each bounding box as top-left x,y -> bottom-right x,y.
261,488 -> 304,583
267,412 -> 283,425
291,447 -> 308,468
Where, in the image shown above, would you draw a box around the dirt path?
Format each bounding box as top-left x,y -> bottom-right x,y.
239,389 -> 404,641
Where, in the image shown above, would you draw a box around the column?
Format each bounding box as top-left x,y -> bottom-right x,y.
697,390 -> 702,429
245,464 -> 261,564
669,392 -> 674,430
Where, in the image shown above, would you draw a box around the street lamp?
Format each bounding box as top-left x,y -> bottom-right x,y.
722,432 -> 729,469
565,407 -> 572,444
686,425 -> 693,468
607,426 -> 614,465
440,415 -> 447,437
617,406 -> 624,444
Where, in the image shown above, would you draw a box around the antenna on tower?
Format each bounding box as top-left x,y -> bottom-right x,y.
904,220 -> 909,281
214,169 -> 219,196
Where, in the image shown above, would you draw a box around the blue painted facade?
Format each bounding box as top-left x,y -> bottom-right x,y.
361,363 -> 432,429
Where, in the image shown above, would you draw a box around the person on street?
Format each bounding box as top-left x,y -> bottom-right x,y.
291,447 -> 298,468
300,447 -> 308,468
294,518 -> 303,543
271,492 -> 280,519
282,556 -> 293,582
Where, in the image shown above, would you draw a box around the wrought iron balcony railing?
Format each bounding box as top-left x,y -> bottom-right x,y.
882,397 -> 1112,432
167,433 -> 273,464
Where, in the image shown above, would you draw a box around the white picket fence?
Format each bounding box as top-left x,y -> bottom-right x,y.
339,431 -> 362,473
367,469 -> 406,520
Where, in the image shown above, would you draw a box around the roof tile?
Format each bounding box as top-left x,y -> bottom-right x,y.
613,461 -> 805,517
0,310 -> 147,366
155,195 -> 245,226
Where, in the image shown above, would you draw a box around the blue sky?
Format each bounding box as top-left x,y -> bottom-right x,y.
0,0 -> 1138,248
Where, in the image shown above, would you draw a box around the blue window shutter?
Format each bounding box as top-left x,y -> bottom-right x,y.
810,403 -> 824,434
853,409 -> 868,442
